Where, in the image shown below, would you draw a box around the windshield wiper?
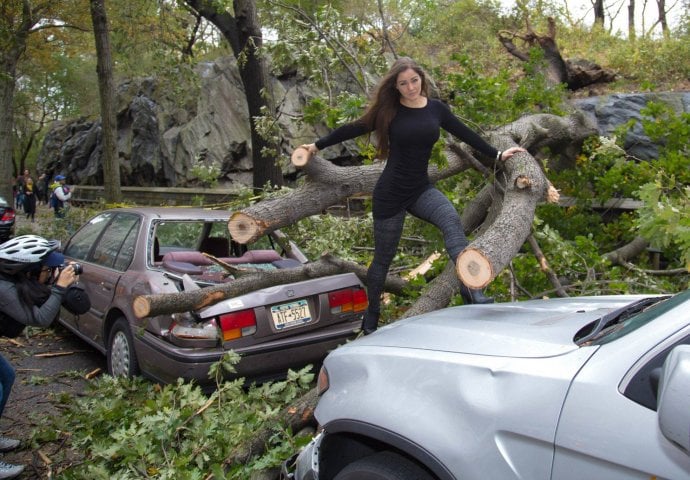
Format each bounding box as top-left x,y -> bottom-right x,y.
575,297 -> 664,346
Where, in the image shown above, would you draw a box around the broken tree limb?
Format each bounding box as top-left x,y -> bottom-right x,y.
498,16 -> 615,90
228,112 -> 596,246
133,254 -> 409,319
221,388 -> 318,469
455,147 -> 552,289
604,236 -> 649,265
526,233 -> 568,297
228,158 -> 382,244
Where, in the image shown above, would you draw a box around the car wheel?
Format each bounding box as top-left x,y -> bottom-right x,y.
334,451 -> 434,480
107,317 -> 140,377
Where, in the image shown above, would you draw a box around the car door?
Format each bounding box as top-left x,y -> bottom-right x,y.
552,323 -> 690,479
64,212 -> 140,346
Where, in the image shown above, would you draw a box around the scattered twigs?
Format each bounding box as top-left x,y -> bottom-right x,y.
526,233 -> 568,297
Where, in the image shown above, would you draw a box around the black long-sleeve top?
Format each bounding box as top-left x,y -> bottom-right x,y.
315,99 -> 498,218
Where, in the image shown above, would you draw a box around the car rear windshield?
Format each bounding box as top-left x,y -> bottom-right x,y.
578,290 -> 689,346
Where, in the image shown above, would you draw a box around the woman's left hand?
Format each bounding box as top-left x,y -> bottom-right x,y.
500,147 -> 527,161
55,264 -> 79,289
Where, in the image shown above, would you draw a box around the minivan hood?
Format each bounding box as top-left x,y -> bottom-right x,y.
351,295 -> 652,358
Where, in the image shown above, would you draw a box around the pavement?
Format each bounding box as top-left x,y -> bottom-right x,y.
1,202 -> 104,478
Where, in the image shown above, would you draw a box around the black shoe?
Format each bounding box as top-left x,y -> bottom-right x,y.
361,311 -> 379,335
460,285 -> 494,304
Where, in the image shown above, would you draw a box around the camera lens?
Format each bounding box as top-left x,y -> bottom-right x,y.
73,263 -> 83,275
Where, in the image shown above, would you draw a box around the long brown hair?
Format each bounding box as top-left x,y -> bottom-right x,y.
360,57 -> 429,159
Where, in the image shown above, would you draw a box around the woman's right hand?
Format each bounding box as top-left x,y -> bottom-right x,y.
55,264 -> 79,289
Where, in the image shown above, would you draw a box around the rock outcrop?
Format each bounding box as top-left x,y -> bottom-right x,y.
36,54 -> 690,188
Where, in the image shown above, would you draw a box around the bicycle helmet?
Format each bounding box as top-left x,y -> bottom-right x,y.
0,235 -> 59,275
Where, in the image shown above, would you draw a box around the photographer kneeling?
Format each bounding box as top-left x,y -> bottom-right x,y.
0,235 -> 80,479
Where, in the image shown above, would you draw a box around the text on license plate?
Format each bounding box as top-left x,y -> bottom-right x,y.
271,299 -> 312,330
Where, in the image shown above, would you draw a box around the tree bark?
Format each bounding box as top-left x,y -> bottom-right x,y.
604,236 -> 649,265
221,388 -> 318,469
230,112 -> 594,242
137,112 -> 596,321
90,0 -> 122,203
0,1 -> 34,202
498,17 -> 616,91
134,253 -> 409,318
628,0 -> 636,40
593,0 -> 606,27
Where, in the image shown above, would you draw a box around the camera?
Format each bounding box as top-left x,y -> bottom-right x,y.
61,263 -> 83,275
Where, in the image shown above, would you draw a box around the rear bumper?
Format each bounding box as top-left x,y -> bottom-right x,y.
135,321 -> 360,386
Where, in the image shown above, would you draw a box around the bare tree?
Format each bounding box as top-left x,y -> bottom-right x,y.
656,0 -> 670,38
628,0 -> 637,39
593,0 -> 606,26
90,0 -> 121,203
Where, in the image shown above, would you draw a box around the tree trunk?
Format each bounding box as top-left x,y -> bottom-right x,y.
136,112 -> 596,321
90,0 -> 122,203
222,388 -> 318,468
604,236 -> 649,265
498,17 -> 616,91
0,3 -> 34,203
628,0 -> 636,40
185,0 -> 283,192
593,0 -> 606,27
656,0 -> 670,38
134,254 -> 409,318
0,57 -> 18,203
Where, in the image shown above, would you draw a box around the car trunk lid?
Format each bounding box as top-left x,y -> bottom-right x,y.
198,273 -> 366,346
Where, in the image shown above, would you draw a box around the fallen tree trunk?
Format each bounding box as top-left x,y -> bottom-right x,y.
219,388 -> 318,471
136,112 -> 596,321
229,112 -> 593,237
134,254 -> 409,318
498,16 -> 616,90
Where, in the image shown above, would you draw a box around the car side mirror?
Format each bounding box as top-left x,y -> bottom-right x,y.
658,345 -> 690,453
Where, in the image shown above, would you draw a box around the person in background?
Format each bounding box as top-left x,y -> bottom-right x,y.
0,235 -> 79,479
299,57 -> 525,335
22,170 -> 36,223
51,175 -> 73,218
42,173 -> 51,205
35,173 -> 46,207
13,175 -> 23,211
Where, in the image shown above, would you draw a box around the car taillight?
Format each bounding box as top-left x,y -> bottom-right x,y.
170,318 -> 219,340
328,287 -> 368,314
0,209 -> 15,222
219,309 -> 257,341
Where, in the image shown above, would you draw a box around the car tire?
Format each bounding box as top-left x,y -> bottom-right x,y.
334,451 -> 434,480
107,317 -> 140,377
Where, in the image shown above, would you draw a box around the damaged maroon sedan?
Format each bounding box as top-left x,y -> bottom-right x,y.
59,207 -> 367,387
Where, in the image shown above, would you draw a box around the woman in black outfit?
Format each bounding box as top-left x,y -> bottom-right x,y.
300,57 -> 525,335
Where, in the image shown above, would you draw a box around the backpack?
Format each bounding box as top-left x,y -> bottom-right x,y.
50,185 -> 67,209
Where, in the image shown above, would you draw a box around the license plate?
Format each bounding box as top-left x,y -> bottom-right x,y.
271,299 -> 312,330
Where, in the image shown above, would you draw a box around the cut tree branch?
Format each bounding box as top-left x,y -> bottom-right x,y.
134,254 -> 408,319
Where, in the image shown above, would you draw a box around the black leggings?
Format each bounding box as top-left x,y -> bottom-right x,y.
364,187 -> 468,327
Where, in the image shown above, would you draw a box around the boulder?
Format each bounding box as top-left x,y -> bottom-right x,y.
36,54 -> 690,187
572,92 -> 690,160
